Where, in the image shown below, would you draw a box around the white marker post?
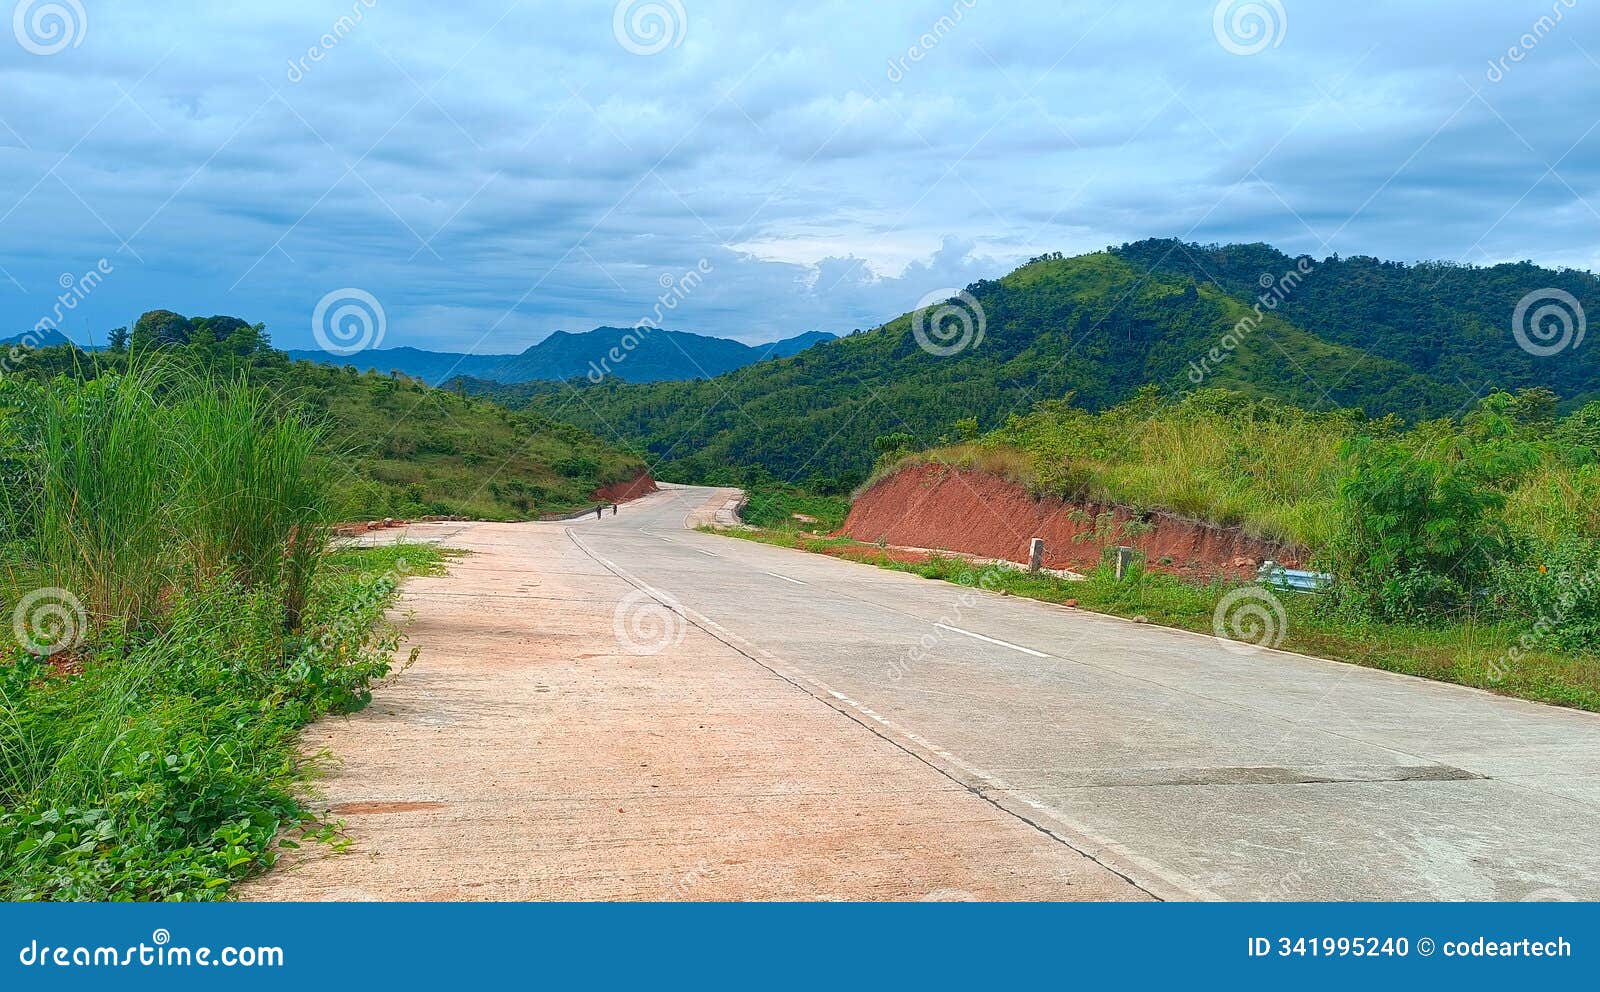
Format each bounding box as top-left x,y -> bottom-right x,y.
1029,538 -> 1044,574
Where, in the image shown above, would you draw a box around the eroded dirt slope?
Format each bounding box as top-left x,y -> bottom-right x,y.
840,464 -> 1304,579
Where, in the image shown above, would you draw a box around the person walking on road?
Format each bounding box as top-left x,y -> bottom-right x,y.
595,504 -> 604,520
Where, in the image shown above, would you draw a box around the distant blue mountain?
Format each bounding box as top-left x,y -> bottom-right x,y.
287,326 -> 837,385
1,329 -> 73,349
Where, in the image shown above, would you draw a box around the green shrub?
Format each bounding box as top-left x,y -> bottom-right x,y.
0,545 -> 437,901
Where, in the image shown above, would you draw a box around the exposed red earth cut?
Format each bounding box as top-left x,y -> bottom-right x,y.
839,464 -> 1305,580
592,470 -> 659,504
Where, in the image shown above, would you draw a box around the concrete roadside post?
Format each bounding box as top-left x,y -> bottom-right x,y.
1029,538 -> 1044,574
1114,546 -> 1135,580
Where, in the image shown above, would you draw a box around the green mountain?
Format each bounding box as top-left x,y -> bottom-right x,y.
483,245 -> 1548,490
287,327 -> 836,386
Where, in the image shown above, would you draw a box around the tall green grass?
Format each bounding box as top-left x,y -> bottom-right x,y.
174,379 -> 331,631
1,364 -> 333,640
4,367 -> 174,631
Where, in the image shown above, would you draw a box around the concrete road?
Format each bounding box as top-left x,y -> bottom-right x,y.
245,503 -> 1144,901
568,484 -> 1600,901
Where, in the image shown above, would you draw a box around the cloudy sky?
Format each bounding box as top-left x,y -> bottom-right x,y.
2,1 -> 1596,352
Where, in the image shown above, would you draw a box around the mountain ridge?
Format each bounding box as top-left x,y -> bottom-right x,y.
473,242 -> 1600,490
287,327 -> 836,385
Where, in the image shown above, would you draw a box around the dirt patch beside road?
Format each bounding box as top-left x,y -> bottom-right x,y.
841,463 -> 1304,580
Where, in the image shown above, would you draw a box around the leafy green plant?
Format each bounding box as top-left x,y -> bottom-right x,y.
0,544 -> 442,901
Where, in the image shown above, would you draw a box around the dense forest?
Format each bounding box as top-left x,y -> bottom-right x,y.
470,244 -> 1598,492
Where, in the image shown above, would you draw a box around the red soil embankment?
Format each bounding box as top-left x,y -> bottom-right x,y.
592,470 -> 658,504
839,464 -> 1305,581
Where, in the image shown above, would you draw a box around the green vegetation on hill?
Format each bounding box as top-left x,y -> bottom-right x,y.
1113,239 -> 1600,408
15,318 -> 648,520
479,244 -> 1596,490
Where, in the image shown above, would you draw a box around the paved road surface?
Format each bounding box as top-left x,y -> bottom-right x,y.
243,495 -> 1143,901
569,485 -> 1600,901
250,484 -> 1598,901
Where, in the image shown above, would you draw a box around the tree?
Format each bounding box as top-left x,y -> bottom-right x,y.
130,310 -> 192,350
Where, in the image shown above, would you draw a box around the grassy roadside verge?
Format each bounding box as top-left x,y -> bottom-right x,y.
707,527 -> 1600,713
736,484 -> 850,532
0,542 -> 446,901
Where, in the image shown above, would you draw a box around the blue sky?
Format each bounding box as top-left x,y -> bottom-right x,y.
1,1 -> 1596,352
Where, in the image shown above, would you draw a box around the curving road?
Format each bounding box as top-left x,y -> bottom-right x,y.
567,485 -> 1600,901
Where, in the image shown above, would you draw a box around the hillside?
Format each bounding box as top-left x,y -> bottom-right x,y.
289,327 -> 835,385
478,245 -> 1599,490
1113,239 -> 1600,407
17,316 -> 649,520
478,251 -> 1410,489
